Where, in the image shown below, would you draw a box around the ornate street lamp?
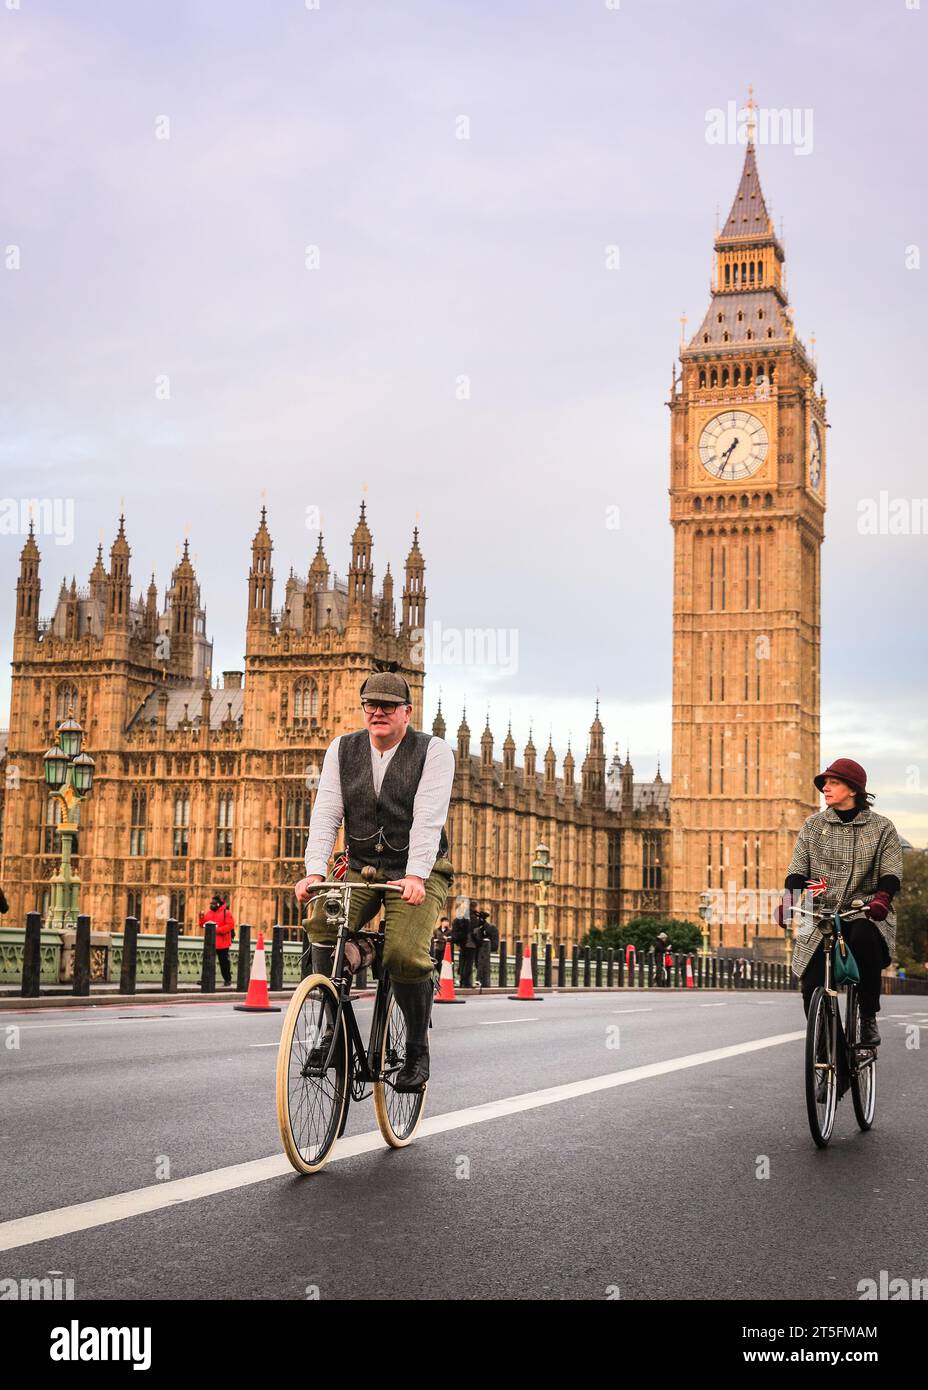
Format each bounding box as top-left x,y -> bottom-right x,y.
42,709 -> 96,929
531,842 -> 553,952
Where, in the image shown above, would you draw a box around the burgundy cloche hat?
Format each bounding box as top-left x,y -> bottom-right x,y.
814,758 -> 868,795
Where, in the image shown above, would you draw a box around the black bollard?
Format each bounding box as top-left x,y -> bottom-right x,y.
120,916 -> 139,995
583,947 -> 592,989
595,948 -> 603,989
530,941 -> 539,986
696,955 -> 703,989
301,927 -> 312,980
557,943 -> 566,989
637,955 -> 645,988
606,948 -> 614,988
72,914 -> 91,996
21,911 -> 42,998
544,943 -> 553,989
571,945 -> 580,988
200,921 -> 217,993
618,950 -> 626,987
647,949 -> 655,989
236,923 -> 252,991
162,919 -> 179,994
498,940 -> 507,989
270,926 -> 285,992
513,942 -> 524,992
673,953 -> 681,988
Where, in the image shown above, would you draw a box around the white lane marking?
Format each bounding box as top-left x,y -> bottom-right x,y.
478,1017 -> 540,1026
612,1008 -> 652,1014
249,1043 -> 279,1048
0,1028 -> 805,1253
700,1003 -> 728,1008
9,1016 -> 198,1032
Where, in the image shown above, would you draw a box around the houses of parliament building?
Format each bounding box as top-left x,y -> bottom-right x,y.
0,135 -> 822,950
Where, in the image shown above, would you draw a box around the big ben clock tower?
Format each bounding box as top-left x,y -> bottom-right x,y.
668,120 -> 826,947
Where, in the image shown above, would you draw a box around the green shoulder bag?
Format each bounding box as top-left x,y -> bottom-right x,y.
833,914 -> 861,986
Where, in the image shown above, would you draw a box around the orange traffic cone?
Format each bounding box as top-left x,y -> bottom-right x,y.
509,945 -> 543,1002
685,955 -> 695,989
434,943 -> 465,1004
234,932 -> 281,1012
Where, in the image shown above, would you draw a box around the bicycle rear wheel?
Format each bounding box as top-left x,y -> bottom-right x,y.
805,986 -> 838,1148
373,989 -> 427,1148
846,988 -> 877,1131
276,974 -> 348,1174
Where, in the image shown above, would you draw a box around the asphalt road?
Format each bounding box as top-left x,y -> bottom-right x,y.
2,990 -> 926,1300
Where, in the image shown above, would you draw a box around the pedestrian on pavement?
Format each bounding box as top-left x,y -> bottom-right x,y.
780,758 -> 903,1049
199,893 -> 235,986
655,930 -> 672,987
454,899 -> 482,988
431,915 -> 452,985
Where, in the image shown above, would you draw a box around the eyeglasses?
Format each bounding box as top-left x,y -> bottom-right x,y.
361,700 -> 403,714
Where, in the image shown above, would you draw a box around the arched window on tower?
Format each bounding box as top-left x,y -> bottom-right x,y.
733,366 -> 741,386
724,264 -> 731,287
757,262 -> 764,284
699,368 -> 706,387
721,367 -> 730,386
292,678 -> 319,725
745,364 -> 753,384
749,262 -> 755,283
56,682 -> 78,724
769,364 -> 776,384
710,367 -> 718,387
741,261 -> 747,284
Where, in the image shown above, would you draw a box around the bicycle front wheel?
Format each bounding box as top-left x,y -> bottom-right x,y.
276,974 -> 349,1174
373,989 -> 427,1148
847,988 -> 877,1132
805,986 -> 838,1148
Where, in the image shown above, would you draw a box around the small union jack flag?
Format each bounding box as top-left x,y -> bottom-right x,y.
333,851 -> 349,881
806,876 -> 827,896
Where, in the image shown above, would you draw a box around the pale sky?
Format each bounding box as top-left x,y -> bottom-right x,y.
2,0 -> 926,843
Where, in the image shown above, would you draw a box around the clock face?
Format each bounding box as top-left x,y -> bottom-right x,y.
809,420 -> 822,491
698,411 -> 769,480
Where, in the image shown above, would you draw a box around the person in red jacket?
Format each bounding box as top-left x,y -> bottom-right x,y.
198,893 -> 235,986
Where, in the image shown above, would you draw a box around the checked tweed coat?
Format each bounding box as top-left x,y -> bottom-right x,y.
787,807 -> 904,979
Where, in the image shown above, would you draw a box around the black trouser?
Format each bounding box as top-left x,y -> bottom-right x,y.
800,920 -> 885,1018
458,946 -> 476,988
217,947 -> 232,985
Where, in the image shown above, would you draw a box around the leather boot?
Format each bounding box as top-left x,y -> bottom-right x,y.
307,945 -> 335,1068
391,979 -> 433,1091
860,1015 -> 881,1048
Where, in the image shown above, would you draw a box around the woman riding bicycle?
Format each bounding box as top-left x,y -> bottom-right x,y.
782,757 -> 903,1048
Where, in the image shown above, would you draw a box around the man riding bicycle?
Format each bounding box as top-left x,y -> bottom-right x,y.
294,671 -> 455,1091
781,758 -> 903,1048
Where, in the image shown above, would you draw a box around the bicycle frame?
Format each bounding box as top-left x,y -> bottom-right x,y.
302,879 -> 402,1082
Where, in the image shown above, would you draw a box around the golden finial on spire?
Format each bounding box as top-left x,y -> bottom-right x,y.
746,84 -> 756,145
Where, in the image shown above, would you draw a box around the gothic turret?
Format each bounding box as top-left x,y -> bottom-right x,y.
457,708 -> 471,764
14,521 -> 41,638
581,700 -> 606,807
105,514 -> 132,630
401,527 -> 425,636
523,729 -> 537,783
347,501 -> 374,616
431,698 -> 447,741
502,722 -> 516,780
480,714 -> 494,773
380,563 -> 395,636
247,506 -> 274,632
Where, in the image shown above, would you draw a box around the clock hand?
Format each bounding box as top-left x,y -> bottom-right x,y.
719,438 -> 738,474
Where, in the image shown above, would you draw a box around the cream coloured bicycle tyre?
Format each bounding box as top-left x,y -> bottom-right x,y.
276,973 -> 348,1174
372,989 -> 427,1148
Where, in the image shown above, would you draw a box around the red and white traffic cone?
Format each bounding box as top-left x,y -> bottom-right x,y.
509,945 -> 543,1002
685,955 -> 695,989
234,932 -> 281,1013
434,943 -> 465,1004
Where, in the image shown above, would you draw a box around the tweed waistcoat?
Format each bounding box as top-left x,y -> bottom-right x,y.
338,728 -> 449,876
787,807 -> 904,978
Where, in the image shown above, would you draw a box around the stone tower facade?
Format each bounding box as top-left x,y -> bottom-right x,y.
668,135 -> 826,946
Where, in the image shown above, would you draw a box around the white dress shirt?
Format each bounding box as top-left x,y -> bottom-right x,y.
304,733 -> 455,881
